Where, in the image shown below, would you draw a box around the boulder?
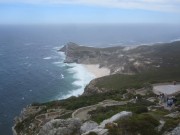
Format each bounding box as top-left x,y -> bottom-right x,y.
165,111 -> 180,118
80,121 -> 99,133
99,111 -> 132,128
82,128 -> 108,135
39,118 -> 82,135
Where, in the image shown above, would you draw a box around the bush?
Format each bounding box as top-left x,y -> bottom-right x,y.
87,132 -> 98,135
108,114 -> 160,135
162,118 -> 180,132
134,106 -> 148,114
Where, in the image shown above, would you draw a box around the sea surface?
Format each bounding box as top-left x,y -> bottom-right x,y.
0,24 -> 180,135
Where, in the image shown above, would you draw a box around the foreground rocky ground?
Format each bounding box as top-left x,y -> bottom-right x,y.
13,84 -> 180,135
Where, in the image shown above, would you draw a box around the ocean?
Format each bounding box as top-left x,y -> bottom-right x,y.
0,24 -> 180,135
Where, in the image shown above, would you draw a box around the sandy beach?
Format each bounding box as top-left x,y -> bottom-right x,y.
82,64 -> 110,78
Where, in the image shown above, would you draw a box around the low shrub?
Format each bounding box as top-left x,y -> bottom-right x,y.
108,114 -> 160,135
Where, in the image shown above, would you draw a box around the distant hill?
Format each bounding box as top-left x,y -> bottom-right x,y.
60,41 -> 180,74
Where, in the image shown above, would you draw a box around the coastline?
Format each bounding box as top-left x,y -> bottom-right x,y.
60,63 -> 110,99
82,64 -> 110,78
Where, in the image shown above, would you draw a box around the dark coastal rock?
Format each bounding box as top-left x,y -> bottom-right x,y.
83,79 -> 110,96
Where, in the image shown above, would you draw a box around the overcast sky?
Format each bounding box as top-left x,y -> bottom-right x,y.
0,0 -> 180,24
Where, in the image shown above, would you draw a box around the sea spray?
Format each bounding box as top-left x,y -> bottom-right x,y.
55,51 -> 95,99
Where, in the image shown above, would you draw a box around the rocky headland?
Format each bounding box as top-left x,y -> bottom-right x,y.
13,41 -> 180,135
59,41 -> 180,74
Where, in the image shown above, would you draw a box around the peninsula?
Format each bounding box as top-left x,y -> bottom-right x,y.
13,41 -> 180,135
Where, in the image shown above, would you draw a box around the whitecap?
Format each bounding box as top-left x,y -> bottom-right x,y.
53,46 -> 64,50
43,57 -> 52,60
57,52 -> 66,59
60,63 -> 95,99
52,49 -> 95,99
171,38 -> 180,42
61,74 -> 64,79
53,61 -> 63,64
52,61 -> 66,68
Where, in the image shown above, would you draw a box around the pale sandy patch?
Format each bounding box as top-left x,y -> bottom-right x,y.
153,84 -> 180,95
82,64 -> 110,78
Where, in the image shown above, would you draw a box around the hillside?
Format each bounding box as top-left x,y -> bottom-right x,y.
13,41 -> 180,135
60,41 -> 180,74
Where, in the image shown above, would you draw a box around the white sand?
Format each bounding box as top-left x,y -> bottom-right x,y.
153,84 -> 180,95
82,64 -> 110,78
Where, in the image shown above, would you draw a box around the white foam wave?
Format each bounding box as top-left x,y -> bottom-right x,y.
57,51 -> 66,59
61,74 -> 64,79
43,57 -> 52,60
60,63 -> 95,99
53,46 -> 64,50
171,38 -> 180,42
52,48 -> 95,99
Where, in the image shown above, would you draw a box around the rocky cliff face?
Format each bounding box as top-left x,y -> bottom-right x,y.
60,41 -> 180,75
83,79 -> 111,96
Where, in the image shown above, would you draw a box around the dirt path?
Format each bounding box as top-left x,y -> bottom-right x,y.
72,100 -> 127,121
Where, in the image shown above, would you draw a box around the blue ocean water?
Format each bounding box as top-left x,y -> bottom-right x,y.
0,24 -> 180,135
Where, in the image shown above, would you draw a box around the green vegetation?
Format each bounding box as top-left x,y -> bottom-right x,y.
86,132 -> 98,135
95,67 -> 180,90
89,99 -> 154,124
15,107 -> 47,134
175,93 -> 180,108
40,89 -> 126,110
148,109 -> 169,120
55,112 -> 72,119
107,114 -> 160,135
162,118 -> 180,132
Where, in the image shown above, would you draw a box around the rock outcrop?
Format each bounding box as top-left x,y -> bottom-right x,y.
82,129 -> 108,135
82,111 -> 132,135
164,123 -> 180,135
83,79 -> 110,96
165,111 -> 180,118
80,121 -> 99,134
99,111 -> 132,128
39,118 -> 82,135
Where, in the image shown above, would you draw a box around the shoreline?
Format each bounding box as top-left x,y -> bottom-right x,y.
82,64 -> 110,78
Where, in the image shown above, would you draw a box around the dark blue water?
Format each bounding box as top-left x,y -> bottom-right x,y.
0,24 -> 180,135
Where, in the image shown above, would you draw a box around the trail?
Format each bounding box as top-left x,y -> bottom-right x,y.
72,100 -> 127,121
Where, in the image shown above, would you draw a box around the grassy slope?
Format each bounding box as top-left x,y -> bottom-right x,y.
95,67 -> 180,90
